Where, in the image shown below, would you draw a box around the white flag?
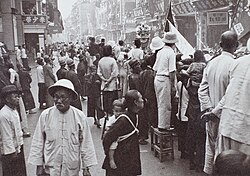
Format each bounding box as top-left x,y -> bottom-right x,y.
168,20 -> 195,57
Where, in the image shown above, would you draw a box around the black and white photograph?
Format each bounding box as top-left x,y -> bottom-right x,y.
0,0 -> 250,175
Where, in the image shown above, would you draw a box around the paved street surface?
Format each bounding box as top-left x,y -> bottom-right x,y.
24,60 -> 206,176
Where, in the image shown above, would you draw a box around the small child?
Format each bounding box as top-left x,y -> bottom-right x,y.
86,65 -> 104,127
105,99 -> 125,169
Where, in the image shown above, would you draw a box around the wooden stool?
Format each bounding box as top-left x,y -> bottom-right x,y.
152,127 -> 174,162
150,126 -> 155,151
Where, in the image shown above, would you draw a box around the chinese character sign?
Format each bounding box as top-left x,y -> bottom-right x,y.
207,12 -> 228,25
22,15 -> 47,25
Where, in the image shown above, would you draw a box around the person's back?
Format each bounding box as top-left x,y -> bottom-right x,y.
43,63 -> 55,87
199,52 -> 234,110
98,56 -> 118,91
218,54 -> 250,147
187,62 -> 206,86
56,66 -> 68,80
198,30 -> 239,175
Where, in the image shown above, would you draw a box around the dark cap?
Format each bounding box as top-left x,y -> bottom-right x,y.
129,59 -> 140,68
1,85 -> 20,98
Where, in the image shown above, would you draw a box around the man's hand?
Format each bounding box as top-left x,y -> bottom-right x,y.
36,165 -> 44,175
201,112 -> 218,122
110,159 -> 117,169
83,167 -> 91,176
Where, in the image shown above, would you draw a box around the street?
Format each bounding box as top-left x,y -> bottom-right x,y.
22,61 -> 206,176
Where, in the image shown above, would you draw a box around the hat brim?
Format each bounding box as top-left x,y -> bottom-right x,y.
1,90 -> 21,98
247,38 -> 250,51
150,42 -> 164,51
59,62 -> 66,66
48,85 -> 78,101
162,38 -> 178,44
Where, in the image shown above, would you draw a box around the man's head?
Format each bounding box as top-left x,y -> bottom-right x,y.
36,58 -> 44,66
1,85 -> 20,108
103,45 -> 113,57
66,58 -> 75,69
220,31 -> 239,54
44,55 -> 52,64
58,58 -> 66,67
162,32 -> 177,47
48,79 -> 78,112
118,40 -> 124,47
129,59 -> 142,74
101,37 -> 105,44
134,39 -> 141,48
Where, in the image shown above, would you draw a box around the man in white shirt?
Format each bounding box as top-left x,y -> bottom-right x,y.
21,44 -> 31,71
0,85 -> 27,176
128,38 -> 144,61
153,32 -> 177,131
28,79 -> 97,175
16,45 -> 23,67
36,58 -> 46,109
198,31 -> 238,175
97,45 -> 119,116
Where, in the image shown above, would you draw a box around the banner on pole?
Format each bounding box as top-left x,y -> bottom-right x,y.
167,20 -> 195,56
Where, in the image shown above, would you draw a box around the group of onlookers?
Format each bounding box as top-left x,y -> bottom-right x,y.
1,30 -> 250,176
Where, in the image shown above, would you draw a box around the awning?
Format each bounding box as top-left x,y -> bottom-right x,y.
172,1 -> 195,16
192,0 -> 229,11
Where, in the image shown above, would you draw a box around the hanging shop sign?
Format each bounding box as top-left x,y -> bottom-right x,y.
172,1 -> 195,16
22,15 -> 47,25
192,0 -> 228,11
133,7 -> 144,18
207,12 -> 228,25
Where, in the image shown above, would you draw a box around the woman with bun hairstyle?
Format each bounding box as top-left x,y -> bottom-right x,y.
102,90 -> 144,176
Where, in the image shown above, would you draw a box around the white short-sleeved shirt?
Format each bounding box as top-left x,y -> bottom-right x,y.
153,46 -> 176,76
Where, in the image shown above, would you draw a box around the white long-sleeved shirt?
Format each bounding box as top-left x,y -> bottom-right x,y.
97,56 -> 119,91
28,106 -> 97,175
0,105 -> 23,155
37,65 -> 45,83
198,51 -> 235,112
212,55 -> 250,145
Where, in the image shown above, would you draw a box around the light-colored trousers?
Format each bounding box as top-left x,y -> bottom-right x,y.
203,120 -> 219,174
154,76 -> 171,129
19,97 -> 29,132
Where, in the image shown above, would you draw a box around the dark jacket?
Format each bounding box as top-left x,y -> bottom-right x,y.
77,60 -> 88,83
56,67 -> 68,80
128,73 -> 141,92
18,69 -> 31,91
102,111 -> 141,175
43,64 -> 56,87
65,70 -> 82,95
85,73 -> 101,98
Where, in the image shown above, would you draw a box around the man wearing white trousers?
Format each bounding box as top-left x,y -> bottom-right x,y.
153,32 -> 177,131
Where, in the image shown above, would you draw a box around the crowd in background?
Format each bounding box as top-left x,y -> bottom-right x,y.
0,30 -> 250,175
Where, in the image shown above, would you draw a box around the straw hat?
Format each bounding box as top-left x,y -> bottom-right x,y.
162,32 -> 178,44
48,79 -> 78,100
150,36 -> 164,51
66,58 -> 75,67
58,58 -> 66,66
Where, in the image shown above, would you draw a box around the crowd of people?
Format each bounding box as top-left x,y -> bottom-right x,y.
0,30 -> 250,176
